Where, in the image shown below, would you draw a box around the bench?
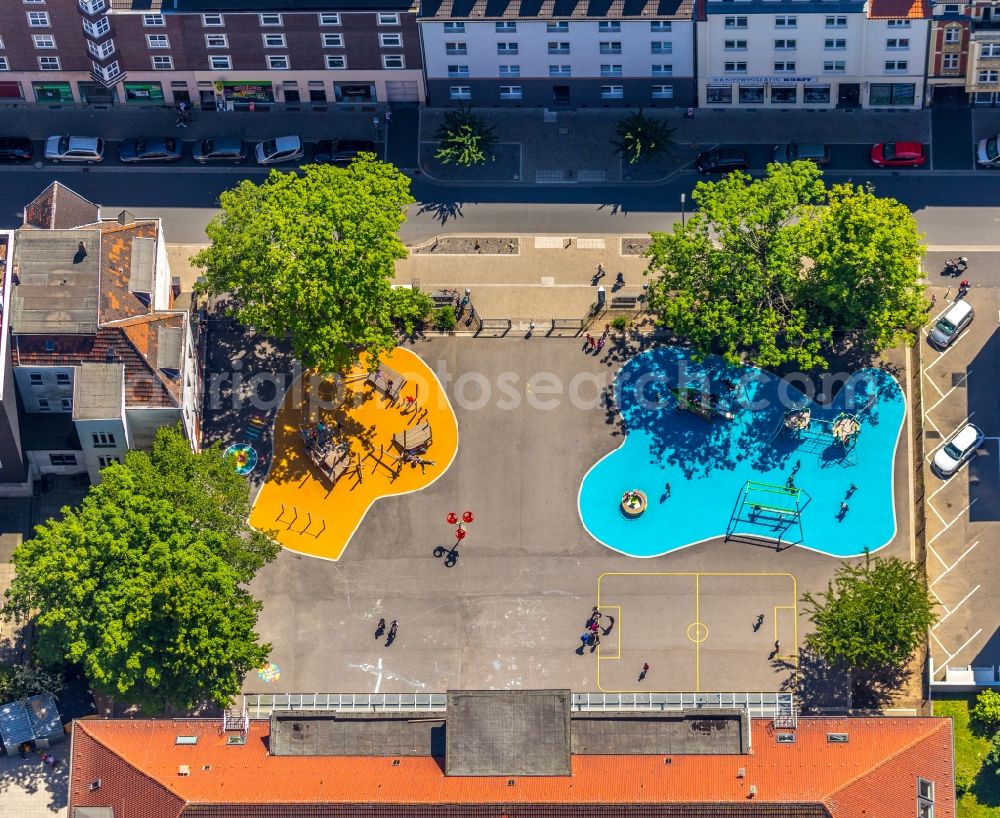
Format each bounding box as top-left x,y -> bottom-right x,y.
367,364 -> 405,401
431,289 -> 458,306
611,294 -> 640,309
393,422 -> 432,453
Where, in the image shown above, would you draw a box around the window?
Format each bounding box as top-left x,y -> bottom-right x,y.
983,43 -> 1000,57
263,33 -> 286,47
884,59 -> 908,71
87,39 -> 114,58
944,27 -> 960,43
94,59 -> 120,81
80,0 -> 107,11
725,15 -> 748,27
497,42 -> 518,54
445,42 -> 467,54
209,55 -> 232,69
143,13 -> 164,26
886,37 -> 909,49
825,15 -> 847,27
379,12 -> 400,24
651,41 -> 671,53
93,432 -> 116,447
266,55 -> 289,69
444,22 -> 465,33
38,56 -> 60,70
447,64 -> 469,76
152,55 -> 173,69
823,60 -> 845,71
887,18 -> 910,26
383,54 -> 405,68
600,84 -> 624,98
319,12 -> 341,25
548,41 -> 570,53
775,15 -> 796,27
499,85 -> 522,99
774,38 -> 796,49
774,60 -> 796,71
824,38 -> 846,49
918,779 -> 935,818
549,64 -> 571,76
600,41 -> 622,54
601,64 -> 623,76
496,21 -> 516,32
325,54 -> 346,69
27,11 -> 49,26
724,61 -> 747,72
599,21 -> 621,31
99,456 -> 121,468
83,16 -> 110,36
725,39 -> 747,49
978,69 -> 999,83
259,13 -> 282,25
202,13 -> 223,26
943,53 -> 959,69
61,397 -> 72,411
323,33 -> 344,47
38,399 -> 50,411
380,33 -> 402,47
652,84 -> 674,99
0,58 -> 8,70
944,3 -> 960,11
33,34 -> 55,48
498,64 -> 520,76
29,372 -> 42,385
146,34 -> 169,48
652,64 -> 673,75
205,33 -> 227,47
650,21 -> 672,31
547,21 -> 569,32
804,84 -> 830,102
706,85 -> 732,103
449,85 -> 471,99
49,454 -> 77,465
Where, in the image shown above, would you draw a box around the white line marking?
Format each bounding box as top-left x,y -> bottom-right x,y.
942,629 -> 984,666
927,542 -> 950,570
929,541 -> 980,587
933,585 -> 981,629
924,412 -> 976,464
924,413 -> 941,435
930,629 -> 952,656
926,371 -> 972,414
923,375 -> 945,398
927,501 -> 948,526
928,498 -> 977,545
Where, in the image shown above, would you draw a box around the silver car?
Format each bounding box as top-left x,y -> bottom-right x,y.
928,299 -> 974,349
977,134 -> 1000,168
44,135 -> 104,164
933,422 -> 985,477
255,135 -> 303,165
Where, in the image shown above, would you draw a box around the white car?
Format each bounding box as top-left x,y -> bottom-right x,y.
933,422 -> 985,477
255,135 -> 303,165
976,134 -> 1000,168
44,135 -> 104,164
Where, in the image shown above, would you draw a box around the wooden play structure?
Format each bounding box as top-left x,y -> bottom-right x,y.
393,421 -> 433,453
368,364 -> 405,402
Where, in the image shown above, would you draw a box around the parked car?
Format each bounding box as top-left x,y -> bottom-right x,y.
772,143 -> 830,165
869,141 -> 926,168
695,148 -> 749,174
928,298 -> 974,349
44,135 -> 104,164
976,134 -> 1000,168
192,138 -> 246,164
0,137 -> 34,162
118,137 -> 184,164
255,135 -> 304,165
933,422 -> 985,478
313,139 -> 377,165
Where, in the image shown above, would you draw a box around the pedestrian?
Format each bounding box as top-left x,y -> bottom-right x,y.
664,482 -> 671,498
588,335 -> 597,351
175,113 -> 187,129
386,619 -> 398,646
615,272 -> 625,287
840,501 -> 849,516
589,619 -> 600,633
584,333 -> 594,351
602,323 -> 610,339
931,294 -> 937,307
589,606 -> 601,626
580,632 -> 590,649
385,379 -> 394,399
77,241 -> 87,258
753,613 -> 764,632
596,337 -> 605,352
589,631 -> 601,652
769,640 -> 780,660
385,109 -> 392,123
375,617 -> 386,639
638,662 -> 649,682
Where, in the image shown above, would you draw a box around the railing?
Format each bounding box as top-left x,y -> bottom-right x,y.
571,691 -> 793,717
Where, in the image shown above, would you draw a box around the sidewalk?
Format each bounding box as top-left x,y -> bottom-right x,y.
0,750 -> 68,818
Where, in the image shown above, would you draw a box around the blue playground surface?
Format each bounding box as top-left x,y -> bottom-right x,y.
579,347 -> 906,558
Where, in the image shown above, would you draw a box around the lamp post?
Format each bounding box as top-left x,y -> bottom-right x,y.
680,193 -> 687,228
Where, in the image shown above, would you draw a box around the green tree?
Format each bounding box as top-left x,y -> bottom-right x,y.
801,556 -> 937,676
193,158 -> 414,373
435,107 -> 497,166
645,162 -> 926,369
387,287 -> 434,335
972,689 -> 1000,733
0,661 -> 63,703
612,109 -> 676,165
2,426 -> 278,712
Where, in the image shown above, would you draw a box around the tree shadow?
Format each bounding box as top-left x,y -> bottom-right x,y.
415,199 -> 465,225
776,646 -> 851,713
0,747 -> 70,814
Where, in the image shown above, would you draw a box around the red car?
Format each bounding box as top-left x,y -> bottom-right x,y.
870,141 -> 926,168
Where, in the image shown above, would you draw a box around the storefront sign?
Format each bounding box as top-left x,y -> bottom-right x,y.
32,82 -> 73,103
124,82 -> 164,102
219,81 -> 274,101
709,76 -> 817,85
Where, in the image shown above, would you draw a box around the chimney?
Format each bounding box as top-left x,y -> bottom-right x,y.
178,765 -> 190,776
117,209 -> 135,226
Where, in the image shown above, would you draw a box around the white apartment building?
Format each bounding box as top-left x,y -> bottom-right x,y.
697,0 -> 929,109
419,0 -> 696,108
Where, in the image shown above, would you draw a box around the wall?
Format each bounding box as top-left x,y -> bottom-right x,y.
125,406 -> 181,450
14,366 -> 75,413
74,416 -> 128,483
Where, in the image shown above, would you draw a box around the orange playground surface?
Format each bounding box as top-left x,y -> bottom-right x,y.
249,347 -> 458,561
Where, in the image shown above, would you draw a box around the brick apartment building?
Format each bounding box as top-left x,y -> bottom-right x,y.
927,0 -> 1000,105
0,0 -> 424,109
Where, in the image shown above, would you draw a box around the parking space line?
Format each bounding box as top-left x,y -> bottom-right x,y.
927,543 -> 949,570
927,480 -> 958,503
930,629 -> 952,656
928,498 -> 977,545
933,584 -> 981,629
940,629 -> 984,667
924,411 -> 976,463
926,371 -> 972,414
923,412 -> 941,435
923,375 -> 945,398
927,501 -> 949,527
929,541 -> 980,588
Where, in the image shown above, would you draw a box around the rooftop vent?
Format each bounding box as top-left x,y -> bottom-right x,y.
202,765 -> 211,771
827,733 -> 849,743
507,780 -> 515,787
175,736 -> 198,746
664,757 -> 672,765
777,734 -> 796,744
88,779 -> 102,791
737,768 -> 745,778
117,209 -> 135,226
392,760 -> 401,767
748,785 -> 757,799
178,765 -> 190,777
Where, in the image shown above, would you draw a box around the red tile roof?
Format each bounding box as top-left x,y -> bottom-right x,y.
868,0 -> 929,18
23,181 -> 100,231
69,716 -> 954,818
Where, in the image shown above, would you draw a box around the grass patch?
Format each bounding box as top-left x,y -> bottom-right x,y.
934,694 -> 1000,816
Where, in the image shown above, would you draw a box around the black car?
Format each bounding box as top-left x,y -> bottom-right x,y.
313,139 -> 377,165
118,137 -> 184,163
0,137 -> 33,162
695,148 -> 750,174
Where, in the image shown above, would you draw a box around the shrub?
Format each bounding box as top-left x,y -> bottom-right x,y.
612,109 -> 676,165
985,731 -> 1000,776
435,107 -> 497,167
434,305 -> 457,331
611,316 -> 629,331
972,689 -> 1000,733
388,287 -> 434,335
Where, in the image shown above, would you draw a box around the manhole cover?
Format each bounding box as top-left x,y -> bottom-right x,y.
951,373 -> 967,387
926,430 -> 942,440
